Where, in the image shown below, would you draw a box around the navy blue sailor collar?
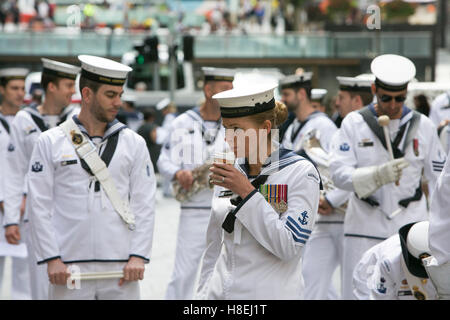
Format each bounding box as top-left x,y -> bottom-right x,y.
369,103 -> 413,126
236,142 -> 302,177
24,104 -> 75,120
72,114 -> 127,141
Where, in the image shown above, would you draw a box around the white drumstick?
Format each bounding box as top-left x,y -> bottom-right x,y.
378,115 -> 394,160
388,208 -> 403,220
378,115 -> 399,186
70,271 -> 124,281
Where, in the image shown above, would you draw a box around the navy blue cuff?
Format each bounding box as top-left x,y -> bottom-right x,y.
129,254 -> 150,264
37,256 -> 62,265
4,223 -> 19,228
232,189 -> 257,217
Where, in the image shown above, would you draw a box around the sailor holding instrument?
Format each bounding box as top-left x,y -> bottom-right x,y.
329,54 -> 446,299
196,84 -> 321,299
28,55 -> 156,299
157,67 -> 234,300
302,74 -> 374,300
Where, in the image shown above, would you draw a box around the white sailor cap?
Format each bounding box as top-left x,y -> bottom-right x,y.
279,72 -> 313,90
213,84 -> 277,118
41,58 -> 80,80
156,97 -> 171,111
371,54 -> 416,92
0,68 -> 29,81
311,88 -> 327,101
121,93 -> 136,104
337,74 -> 375,92
78,55 -> 132,86
399,221 -> 430,278
202,67 -> 235,83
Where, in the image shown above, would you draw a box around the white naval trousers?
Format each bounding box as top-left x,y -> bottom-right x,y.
0,218 -> 32,300
0,256 -> 31,299
302,222 -> 344,300
23,222 -> 49,299
342,236 -> 382,300
48,262 -> 140,300
165,207 -> 210,300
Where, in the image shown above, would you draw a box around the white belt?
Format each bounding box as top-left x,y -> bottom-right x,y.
59,118 -> 135,230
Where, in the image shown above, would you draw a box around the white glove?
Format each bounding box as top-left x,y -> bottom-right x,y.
352,158 -> 409,199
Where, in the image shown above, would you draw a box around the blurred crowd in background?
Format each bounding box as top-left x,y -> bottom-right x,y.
0,0 -> 438,34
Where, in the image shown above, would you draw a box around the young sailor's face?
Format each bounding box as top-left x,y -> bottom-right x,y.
0,79 -> 25,108
54,78 -> 76,107
222,117 -> 270,164
92,84 -> 123,123
335,90 -> 353,118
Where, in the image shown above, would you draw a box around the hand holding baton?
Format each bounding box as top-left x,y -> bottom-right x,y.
378,115 -> 399,186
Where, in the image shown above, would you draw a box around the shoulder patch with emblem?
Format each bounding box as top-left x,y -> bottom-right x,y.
31,161 -> 43,172
340,142 -> 350,151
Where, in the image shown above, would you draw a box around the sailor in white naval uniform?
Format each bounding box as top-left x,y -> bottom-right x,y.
427,148 -> 450,299
353,221 -> 439,300
28,55 -> 156,300
157,67 -> 234,300
0,67 -> 30,299
197,85 -> 321,299
310,88 -> 327,113
3,59 -> 80,300
330,54 -> 446,299
429,91 -> 450,131
280,73 -> 337,154
429,92 -> 450,153
302,74 -> 374,300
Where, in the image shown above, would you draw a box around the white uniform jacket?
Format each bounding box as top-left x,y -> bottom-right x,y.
28,115 -> 156,265
430,91 -> 450,128
156,112 -> 177,145
0,113 -> 14,243
197,148 -> 321,299
429,149 -> 450,265
317,129 -> 349,224
330,104 -> 446,240
353,235 -> 438,300
282,111 -> 338,153
3,106 -> 79,226
0,113 -> 11,204
157,108 -> 227,209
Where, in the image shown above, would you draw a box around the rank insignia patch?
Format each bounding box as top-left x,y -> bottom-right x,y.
259,184 -> 288,214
